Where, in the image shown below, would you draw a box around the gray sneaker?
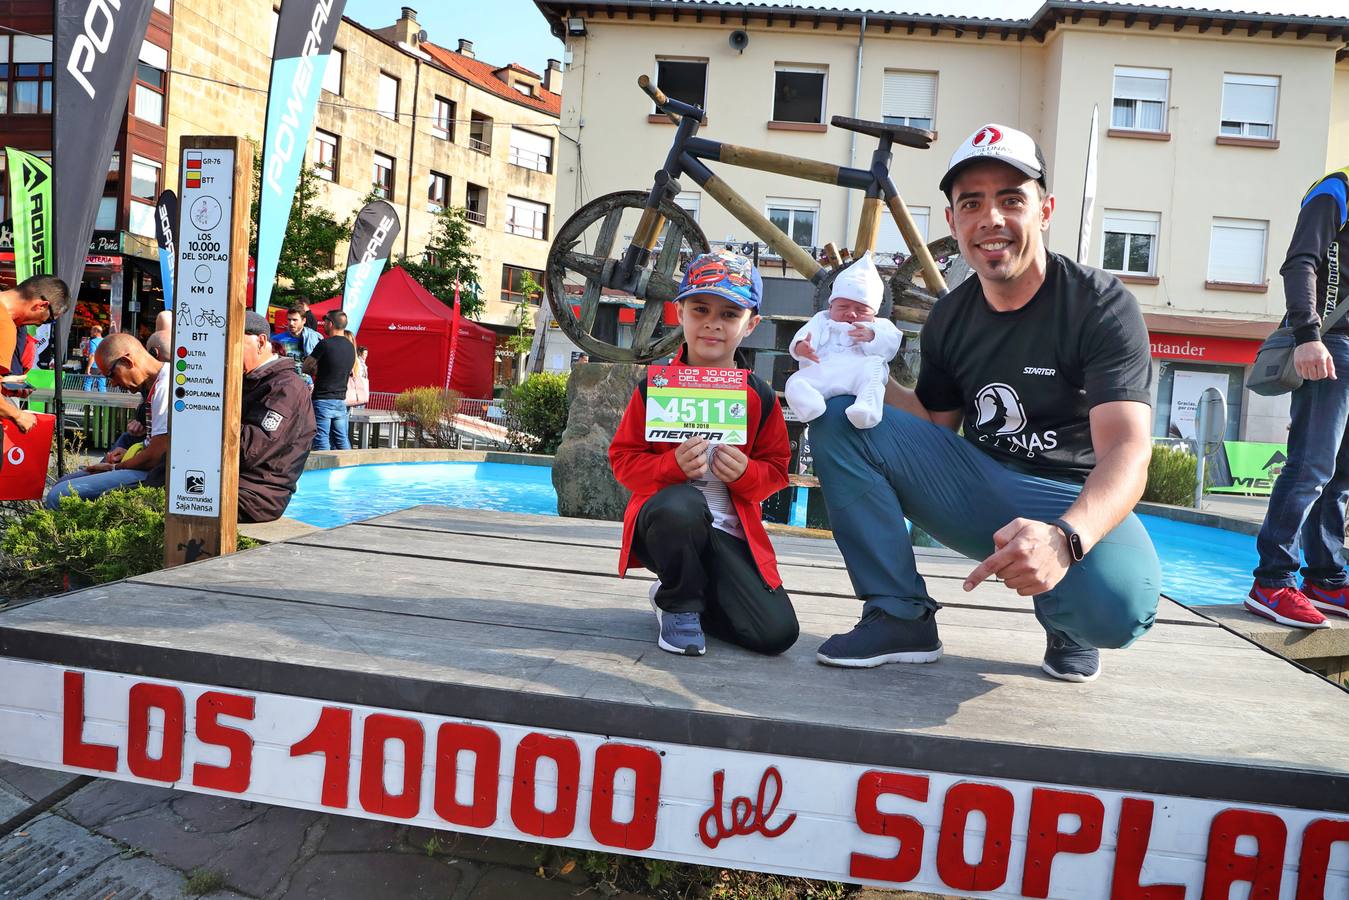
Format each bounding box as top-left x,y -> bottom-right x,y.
649,581 -> 706,656
1042,629 -> 1101,683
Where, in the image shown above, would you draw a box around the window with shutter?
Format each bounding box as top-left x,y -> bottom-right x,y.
509,128 -> 553,173
1112,67 -> 1169,132
882,71 -> 937,130
1207,218 -> 1267,285
1102,210 -> 1160,276
875,207 -> 930,259
1220,74 -> 1278,139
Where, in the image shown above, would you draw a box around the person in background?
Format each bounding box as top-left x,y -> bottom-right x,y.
273,302 -> 322,370
45,334 -> 168,507
239,312 -> 316,522
357,345 -> 370,381
1248,165 -> 1349,629
297,297 -> 320,331
0,275 -> 69,433
310,309 -> 357,450
83,325 -> 105,391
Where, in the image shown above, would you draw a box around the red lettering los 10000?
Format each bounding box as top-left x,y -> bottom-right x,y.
61,673 -> 664,851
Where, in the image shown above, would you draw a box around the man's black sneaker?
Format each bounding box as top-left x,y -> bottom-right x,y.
1042,629 -> 1101,683
816,608 -> 943,668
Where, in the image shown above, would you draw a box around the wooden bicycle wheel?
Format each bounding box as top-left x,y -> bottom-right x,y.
888,236 -> 975,327
546,191 -> 710,364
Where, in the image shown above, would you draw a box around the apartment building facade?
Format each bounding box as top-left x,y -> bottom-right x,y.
536,0 -> 1349,443
0,2 -> 560,376
168,3 -> 561,340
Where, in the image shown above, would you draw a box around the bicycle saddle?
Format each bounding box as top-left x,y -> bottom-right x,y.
830,116 -> 935,149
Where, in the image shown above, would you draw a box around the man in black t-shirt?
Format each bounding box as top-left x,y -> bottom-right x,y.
310,310 -> 357,450
809,123 -> 1160,683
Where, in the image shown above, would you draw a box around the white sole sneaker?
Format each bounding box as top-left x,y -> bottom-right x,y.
1309,598 -> 1349,619
1041,660 -> 1102,683
1244,597 -> 1330,630
649,583 -> 705,656
815,646 -> 943,668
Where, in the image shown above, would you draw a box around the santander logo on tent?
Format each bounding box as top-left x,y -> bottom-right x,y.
387,323 -> 429,332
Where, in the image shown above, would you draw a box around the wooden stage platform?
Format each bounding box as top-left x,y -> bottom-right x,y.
2,507 -> 1347,898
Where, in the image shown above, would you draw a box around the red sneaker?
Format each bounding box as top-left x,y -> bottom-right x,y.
1302,581 -> 1349,619
1246,583 -> 1329,629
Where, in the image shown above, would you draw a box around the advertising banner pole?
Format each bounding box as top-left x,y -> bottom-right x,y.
163,137 -> 252,567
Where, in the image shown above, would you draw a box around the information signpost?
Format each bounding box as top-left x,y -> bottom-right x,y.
164,137 -> 252,567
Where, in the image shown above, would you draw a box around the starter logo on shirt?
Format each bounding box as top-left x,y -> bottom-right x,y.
974,383 -> 1025,437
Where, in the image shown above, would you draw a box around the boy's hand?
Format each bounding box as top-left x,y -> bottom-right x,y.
793,334 -> 819,363
849,324 -> 874,343
674,437 -> 709,479
710,444 -> 749,482
105,446 -> 127,464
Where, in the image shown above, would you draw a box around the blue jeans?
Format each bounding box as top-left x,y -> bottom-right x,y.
45,468 -> 151,509
312,398 -> 351,450
810,396 -> 1161,649
1254,333 -> 1349,588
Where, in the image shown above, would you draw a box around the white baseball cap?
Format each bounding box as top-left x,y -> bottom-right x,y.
940,123 -> 1047,198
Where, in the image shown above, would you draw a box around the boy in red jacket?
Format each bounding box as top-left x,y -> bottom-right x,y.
609,251 -> 799,657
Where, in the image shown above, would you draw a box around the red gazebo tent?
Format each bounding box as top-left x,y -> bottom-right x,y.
311,267 -> 496,399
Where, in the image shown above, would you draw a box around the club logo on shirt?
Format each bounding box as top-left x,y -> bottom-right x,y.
974,383 -> 1025,436
262,410 -> 284,432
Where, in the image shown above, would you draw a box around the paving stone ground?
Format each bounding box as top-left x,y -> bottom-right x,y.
0,762 -> 943,899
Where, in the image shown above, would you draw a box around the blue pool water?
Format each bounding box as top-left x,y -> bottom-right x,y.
284,462 -> 559,529
284,462 -> 1257,609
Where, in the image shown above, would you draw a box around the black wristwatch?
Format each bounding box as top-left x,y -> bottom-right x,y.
1052,518 -> 1085,564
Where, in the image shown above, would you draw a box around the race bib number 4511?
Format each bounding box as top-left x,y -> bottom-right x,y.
645,365 -> 749,445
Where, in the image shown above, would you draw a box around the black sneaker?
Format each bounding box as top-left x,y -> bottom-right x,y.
816,608 -> 943,668
1042,629 -> 1101,683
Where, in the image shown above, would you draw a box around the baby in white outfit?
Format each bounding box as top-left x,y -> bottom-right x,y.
785,252 -> 902,429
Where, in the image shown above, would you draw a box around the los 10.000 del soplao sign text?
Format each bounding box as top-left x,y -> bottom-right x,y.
167,148 -> 232,517
2,660 -> 1345,898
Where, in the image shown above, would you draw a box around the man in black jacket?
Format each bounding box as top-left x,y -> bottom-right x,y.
1250,166 -> 1349,629
239,312 -> 316,523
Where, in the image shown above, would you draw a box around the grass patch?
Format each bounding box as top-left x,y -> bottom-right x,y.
183,868 -> 227,896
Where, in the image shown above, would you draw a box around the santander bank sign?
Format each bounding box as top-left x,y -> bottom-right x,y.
1149,332 -> 1259,366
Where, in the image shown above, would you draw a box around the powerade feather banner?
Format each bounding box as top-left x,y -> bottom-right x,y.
4,148 -> 53,282
341,200 -> 400,336
255,0 -> 347,314
154,189 -> 179,311
53,0 -> 156,330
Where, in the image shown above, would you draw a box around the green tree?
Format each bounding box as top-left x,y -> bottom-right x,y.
504,271 -> 544,354
248,144 -> 349,303
397,206 -> 484,319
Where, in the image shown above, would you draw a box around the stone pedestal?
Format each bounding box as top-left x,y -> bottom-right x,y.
552,362 -> 645,520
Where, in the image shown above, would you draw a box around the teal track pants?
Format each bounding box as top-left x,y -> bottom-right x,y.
809,396 -> 1161,649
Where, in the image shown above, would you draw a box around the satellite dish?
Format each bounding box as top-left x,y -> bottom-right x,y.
417,29 -> 428,43
729,30 -> 750,53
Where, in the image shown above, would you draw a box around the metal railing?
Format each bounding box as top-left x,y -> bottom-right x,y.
356,392 -> 510,450
464,208 -> 488,226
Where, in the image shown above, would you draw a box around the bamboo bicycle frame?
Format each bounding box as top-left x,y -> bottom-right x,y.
625,76 -> 947,297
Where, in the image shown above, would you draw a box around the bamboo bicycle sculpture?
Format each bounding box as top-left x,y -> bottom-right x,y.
545,75 -> 970,363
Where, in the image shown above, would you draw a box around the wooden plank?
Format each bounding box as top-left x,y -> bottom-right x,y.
3,580 -> 1346,781
129,543 -> 1224,650
292,521 -> 1209,626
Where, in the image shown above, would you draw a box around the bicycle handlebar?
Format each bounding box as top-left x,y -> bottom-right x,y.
638,74 -> 668,107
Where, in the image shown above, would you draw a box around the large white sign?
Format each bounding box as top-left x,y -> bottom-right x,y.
167,149 -> 233,518
1169,370 -> 1230,441
1,660 -> 1345,899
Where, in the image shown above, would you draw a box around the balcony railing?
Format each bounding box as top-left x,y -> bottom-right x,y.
468,136 -> 491,154
464,208 -> 487,226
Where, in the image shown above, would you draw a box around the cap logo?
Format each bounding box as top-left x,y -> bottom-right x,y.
972,126 -> 1003,147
